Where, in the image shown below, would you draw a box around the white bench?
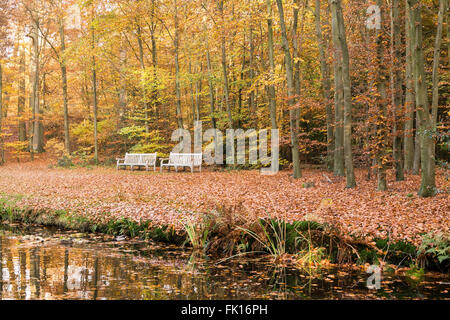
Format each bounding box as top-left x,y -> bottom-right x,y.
116,153 -> 157,171
160,153 -> 202,173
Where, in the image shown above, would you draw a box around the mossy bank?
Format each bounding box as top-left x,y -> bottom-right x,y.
0,194 -> 448,274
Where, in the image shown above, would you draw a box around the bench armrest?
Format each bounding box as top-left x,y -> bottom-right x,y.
160,158 -> 170,165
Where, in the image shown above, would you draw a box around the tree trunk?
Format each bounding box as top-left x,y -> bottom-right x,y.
136,24 -> 149,134
204,21 -> 216,130
374,0 -> 388,191
391,0 -> 404,181
276,0 -> 301,178
0,63 -> 4,165
330,0 -> 355,187
314,0 -> 333,171
195,64 -> 201,122
118,41 -> 127,129
404,0 -> 415,172
408,0 -> 436,197
189,59 -> 196,127
18,49 -> 27,142
91,25 -> 98,164
292,0 -> 301,133
59,19 -> 70,154
31,20 -> 44,153
431,0 -> 447,127
219,0 -> 233,128
266,0 -> 278,130
174,1 -> 183,130
249,25 -> 256,116
330,1 -> 344,177
413,111 -> 421,174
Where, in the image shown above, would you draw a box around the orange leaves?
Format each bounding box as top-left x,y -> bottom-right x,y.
0,162 -> 448,246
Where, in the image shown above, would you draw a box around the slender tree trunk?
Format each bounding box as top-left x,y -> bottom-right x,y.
195,64 -> 201,122
276,0 -> 301,178
411,1 -> 421,177
391,0 -> 404,181
413,111 -> 421,174
118,41 -> 127,129
447,9 -> 450,66
17,49 -> 27,142
249,25 -> 256,115
332,52 -> 345,176
0,63 -> 4,165
292,0 -> 301,132
59,19 -> 70,154
431,0 -> 447,127
238,34 -> 245,129
204,22 -> 216,130
330,0 -> 355,187
374,0 -> 388,191
136,24 -> 150,135
266,0 -> 278,130
189,59 -> 196,127
408,0 -> 436,197
31,20 -> 43,153
219,0 -> 233,128
404,0 -> 415,172
174,1 -> 183,130
91,25 -> 98,164
315,0 -> 333,171
330,1 -> 344,177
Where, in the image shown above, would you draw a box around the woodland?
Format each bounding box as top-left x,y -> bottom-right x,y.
0,0 -> 448,252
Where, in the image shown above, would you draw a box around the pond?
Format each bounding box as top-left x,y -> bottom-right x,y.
0,222 -> 448,300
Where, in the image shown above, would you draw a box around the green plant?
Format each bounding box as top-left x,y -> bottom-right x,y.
295,225 -> 328,274
417,232 -> 449,267
181,217 -> 211,251
237,216 -> 288,260
57,155 -> 73,168
405,264 -> 425,284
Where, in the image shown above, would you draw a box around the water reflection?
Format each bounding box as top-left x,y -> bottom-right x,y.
0,224 -> 448,300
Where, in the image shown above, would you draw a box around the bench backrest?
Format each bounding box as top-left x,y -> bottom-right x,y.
124,153 -> 157,165
169,153 -> 202,166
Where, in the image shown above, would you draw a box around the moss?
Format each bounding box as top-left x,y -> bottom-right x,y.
375,238 -> 417,265
0,198 -> 182,246
0,197 -> 447,272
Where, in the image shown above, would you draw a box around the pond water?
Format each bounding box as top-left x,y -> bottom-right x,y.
0,222 -> 448,300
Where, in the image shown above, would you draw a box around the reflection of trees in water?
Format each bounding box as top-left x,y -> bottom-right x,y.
0,237 -> 2,297
0,231 -> 448,300
18,248 -> 26,299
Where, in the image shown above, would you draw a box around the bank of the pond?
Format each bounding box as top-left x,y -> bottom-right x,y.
2,223 -> 448,300
1,195 -> 448,274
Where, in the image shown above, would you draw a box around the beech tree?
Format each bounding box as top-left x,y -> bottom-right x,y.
0,0 -> 446,197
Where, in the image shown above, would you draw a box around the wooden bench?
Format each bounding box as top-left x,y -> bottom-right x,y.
160,153 -> 202,173
116,153 -> 157,171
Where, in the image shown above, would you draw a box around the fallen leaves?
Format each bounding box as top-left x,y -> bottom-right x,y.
0,162 -> 448,246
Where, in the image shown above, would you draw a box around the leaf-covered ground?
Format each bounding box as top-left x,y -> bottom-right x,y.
1,162 -> 448,246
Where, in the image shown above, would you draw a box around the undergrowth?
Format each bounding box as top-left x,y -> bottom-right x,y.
0,195 -> 448,273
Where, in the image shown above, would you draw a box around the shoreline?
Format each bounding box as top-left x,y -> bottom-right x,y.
1,194 -> 448,274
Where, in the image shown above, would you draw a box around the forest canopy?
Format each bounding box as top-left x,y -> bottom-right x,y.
0,0 -> 448,197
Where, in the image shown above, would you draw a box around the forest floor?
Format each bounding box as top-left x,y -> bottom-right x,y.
0,161 -> 448,246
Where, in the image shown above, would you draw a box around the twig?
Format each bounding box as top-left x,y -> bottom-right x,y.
322,173 -> 333,183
